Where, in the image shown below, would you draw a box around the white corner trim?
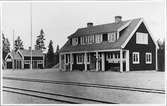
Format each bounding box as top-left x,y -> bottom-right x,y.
121,18 -> 143,48
5,53 -> 13,60
117,20 -> 132,32
142,19 -> 159,49
17,50 -> 24,58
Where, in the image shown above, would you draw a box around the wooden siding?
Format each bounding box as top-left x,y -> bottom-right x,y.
125,22 -> 156,71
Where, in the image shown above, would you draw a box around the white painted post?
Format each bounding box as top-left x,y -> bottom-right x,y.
64,54 -> 66,71
126,50 -> 129,72
120,49 -> 123,72
22,60 -> 24,69
117,32 -> 119,40
42,55 -> 44,69
156,48 -> 158,71
101,53 -> 105,71
84,52 -> 87,71
59,54 -> 61,71
70,53 -> 73,71
96,52 -> 98,71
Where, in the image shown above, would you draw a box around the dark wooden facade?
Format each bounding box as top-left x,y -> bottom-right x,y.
125,22 -> 156,71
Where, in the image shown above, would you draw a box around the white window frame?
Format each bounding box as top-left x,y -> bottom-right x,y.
132,52 -> 140,64
72,38 -> 78,46
76,55 -> 84,64
87,53 -> 90,64
80,36 -> 85,45
95,34 -> 102,43
24,60 -> 30,64
145,53 -> 152,64
65,55 -> 70,64
107,53 -> 114,59
136,32 -> 148,44
108,33 -> 116,42
37,60 -> 43,64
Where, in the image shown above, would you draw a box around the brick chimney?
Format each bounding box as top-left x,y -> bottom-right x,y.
115,16 -> 122,23
87,22 -> 93,27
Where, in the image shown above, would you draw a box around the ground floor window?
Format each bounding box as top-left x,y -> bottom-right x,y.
65,54 -> 70,64
145,53 -> 152,64
132,52 -> 140,64
87,53 -> 90,63
77,54 -> 84,64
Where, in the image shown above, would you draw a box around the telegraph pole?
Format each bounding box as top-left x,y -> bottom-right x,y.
13,30 -> 15,70
30,3 -> 33,70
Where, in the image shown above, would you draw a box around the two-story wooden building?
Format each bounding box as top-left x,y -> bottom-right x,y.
59,16 -> 158,72
4,49 -> 44,69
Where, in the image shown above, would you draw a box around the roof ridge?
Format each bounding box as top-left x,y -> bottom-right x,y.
78,18 -> 142,29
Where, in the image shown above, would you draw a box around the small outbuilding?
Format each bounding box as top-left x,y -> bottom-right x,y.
4,49 -> 45,69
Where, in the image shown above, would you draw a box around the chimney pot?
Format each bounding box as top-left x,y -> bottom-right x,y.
115,16 -> 122,23
87,22 -> 93,27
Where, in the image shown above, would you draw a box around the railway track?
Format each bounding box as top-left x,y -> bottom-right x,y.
3,77 -> 165,94
3,86 -> 116,104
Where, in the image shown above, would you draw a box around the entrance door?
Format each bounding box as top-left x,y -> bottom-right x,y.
7,62 -> 12,69
32,61 -> 38,69
90,54 -> 96,70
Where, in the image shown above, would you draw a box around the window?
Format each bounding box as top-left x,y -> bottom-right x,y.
95,34 -> 102,43
72,38 -> 78,46
80,36 -> 85,45
102,33 -> 108,41
107,53 -> 114,59
24,60 -> 30,64
87,54 -> 90,63
65,54 -> 70,64
90,35 -> 94,44
136,32 -> 148,44
132,52 -> 140,64
115,53 -> 120,59
38,60 -> 43,64
108,33 -> 116,42
77,54 -> 84,64
145,53 -> 152,64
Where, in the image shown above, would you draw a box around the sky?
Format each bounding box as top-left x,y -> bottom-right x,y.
2,1 -> 166,52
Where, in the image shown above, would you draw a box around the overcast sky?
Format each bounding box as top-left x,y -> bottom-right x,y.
2,1 -> 166,52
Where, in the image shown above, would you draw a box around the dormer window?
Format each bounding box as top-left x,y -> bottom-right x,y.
95,34 -> 102,43
108,32 -> 116,42
102,33 -> 108,41
72,37 -> 78,46
80,36 -> 85,45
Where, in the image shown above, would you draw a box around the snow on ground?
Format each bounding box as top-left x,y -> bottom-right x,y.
3,69 -> 165,90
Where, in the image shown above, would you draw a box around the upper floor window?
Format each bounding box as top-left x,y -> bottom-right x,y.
95,34 -> 102,43
145,53 -> 152,64
108,33 -> 116,42
88,35 -> 94,44
132,52 -> 140,64
72,38 -> 78,46
102,33 -> 108,41
136,32 -> 148,44
80,36 -> 85,45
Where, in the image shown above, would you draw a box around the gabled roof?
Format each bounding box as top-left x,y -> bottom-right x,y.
60,18 -> 142,53
19,49 -> 44,57
5,51 -> 22,60
68,20 -> 130,38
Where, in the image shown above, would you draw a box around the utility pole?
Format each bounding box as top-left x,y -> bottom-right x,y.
12,30 -> 15,70
30,3 -> 32,70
